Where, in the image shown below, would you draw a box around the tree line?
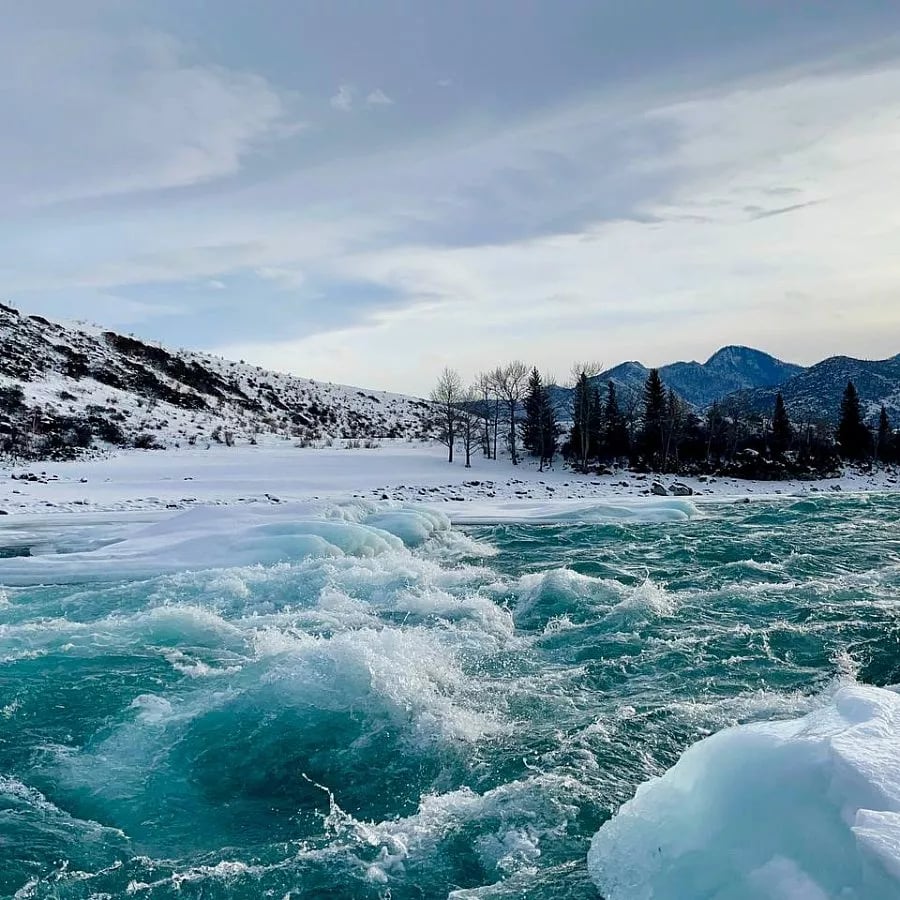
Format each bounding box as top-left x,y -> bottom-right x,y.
430,363 -> 900,478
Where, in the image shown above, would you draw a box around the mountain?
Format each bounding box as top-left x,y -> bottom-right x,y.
663,346 -> 805,408
0,303 -> 431,458
726,354 -> 900,425
555,346 -> 805,412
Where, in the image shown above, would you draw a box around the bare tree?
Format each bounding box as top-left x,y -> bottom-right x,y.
430,367 -> 464,463
475,372 -> 497,459
491,361 -> 529,465
459,386 -> 481,468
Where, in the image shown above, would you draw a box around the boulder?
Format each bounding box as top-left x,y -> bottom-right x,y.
650,482 -> 668,496
669,482 -> 694,496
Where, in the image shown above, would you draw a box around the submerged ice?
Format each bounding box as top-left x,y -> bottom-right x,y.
1,493 -> 899,898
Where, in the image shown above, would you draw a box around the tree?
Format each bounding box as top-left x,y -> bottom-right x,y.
491,361 -> 530,465
459,386 -> 481,468
705,400 -> 727,463
475,372 -> 498,459
540,387 -> 559,469
662,387 -> 685,472
523,368 -> 546,461
569,364 -> 602,472
771,392 -> 792,457
877,406 -> 893,463
837,380 -> 872,461
641,369 -> 666,468
430,367 -> 464,463
603,381 -> 630,461
523,368 -> 559,471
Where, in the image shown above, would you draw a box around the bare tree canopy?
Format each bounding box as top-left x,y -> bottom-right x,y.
430,367 -> 464,463
491,361 -> 529,465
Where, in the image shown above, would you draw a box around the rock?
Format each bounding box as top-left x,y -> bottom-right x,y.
669,482 -> 693,496
650,482 -> 668,496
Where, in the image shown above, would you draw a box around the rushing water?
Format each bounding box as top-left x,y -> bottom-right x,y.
1,494 -> 899,898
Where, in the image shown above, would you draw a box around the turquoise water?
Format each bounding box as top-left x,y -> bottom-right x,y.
1,495 -> 899,898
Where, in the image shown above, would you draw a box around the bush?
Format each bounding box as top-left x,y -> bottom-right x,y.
133,432 -> 162,450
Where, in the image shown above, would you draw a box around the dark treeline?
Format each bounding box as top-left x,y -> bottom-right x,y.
431,364 -> 900,479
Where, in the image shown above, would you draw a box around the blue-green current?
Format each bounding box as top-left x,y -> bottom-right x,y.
1,495 -> 899,898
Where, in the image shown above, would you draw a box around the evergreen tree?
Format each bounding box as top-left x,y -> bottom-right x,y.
837,381 -> 872,461
603,381 -> 630,460
641,369 -> 666,468
523,368 -> 558,471
662,387 -> 685,472
523,368 -> 544,457
877,406 -> 892,463
540,390 -> 559,469
770,392 -> 792,457
589,385 -> 604,461
570,371 -> 600,472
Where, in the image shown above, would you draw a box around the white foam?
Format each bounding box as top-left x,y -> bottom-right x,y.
450,497 -> 699,525
588,682 -> 900,899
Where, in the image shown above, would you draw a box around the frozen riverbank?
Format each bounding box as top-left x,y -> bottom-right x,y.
1,439 -> 897,518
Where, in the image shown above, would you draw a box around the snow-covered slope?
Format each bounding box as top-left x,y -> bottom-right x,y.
0,303 -> 431,458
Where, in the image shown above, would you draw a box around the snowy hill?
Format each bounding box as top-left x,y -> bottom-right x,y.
728,353 -> 900,424
0,303 -> 431,459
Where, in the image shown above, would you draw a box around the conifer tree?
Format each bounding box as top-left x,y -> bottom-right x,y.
588,384 -> 603,459
540,392 -> 559,469
523,368 -> 546,459
663,387 -> 685,472
604,381 -> 630,460
771,392 -> 792,457
877,406 -> 892,463
837,380 -> 872,461
642,369 -> 666,468
523,368 -> 558,471
570,371 -> 594,472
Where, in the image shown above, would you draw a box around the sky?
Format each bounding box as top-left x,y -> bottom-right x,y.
3,0 -> 900,395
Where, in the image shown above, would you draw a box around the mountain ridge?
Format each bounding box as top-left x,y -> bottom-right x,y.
572,346 -> 806,410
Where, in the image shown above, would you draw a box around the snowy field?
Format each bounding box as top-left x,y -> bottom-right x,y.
1,438 -> 898,520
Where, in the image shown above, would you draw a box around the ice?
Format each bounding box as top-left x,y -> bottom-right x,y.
452,497 -> 698,524
0,502 -> 451,585
588,682 -> 900,899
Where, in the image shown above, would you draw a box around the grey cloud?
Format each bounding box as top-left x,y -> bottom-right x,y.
0,14 -> 297,207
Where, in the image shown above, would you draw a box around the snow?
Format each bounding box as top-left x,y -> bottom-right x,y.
0,439 -> 896,520
588,682 -> 900,900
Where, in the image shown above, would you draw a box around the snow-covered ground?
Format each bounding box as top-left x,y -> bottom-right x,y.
1,438 -> 897,520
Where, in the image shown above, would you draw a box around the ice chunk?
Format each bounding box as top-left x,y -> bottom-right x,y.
0,503 -> 450,585
588,683 -> 900,899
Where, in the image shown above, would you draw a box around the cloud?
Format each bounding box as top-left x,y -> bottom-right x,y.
0,17 -> 298,206
210,58 -> 900,392
255,266 -> 307,290
365,88 -> 394,106
330,84 -> 355,111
